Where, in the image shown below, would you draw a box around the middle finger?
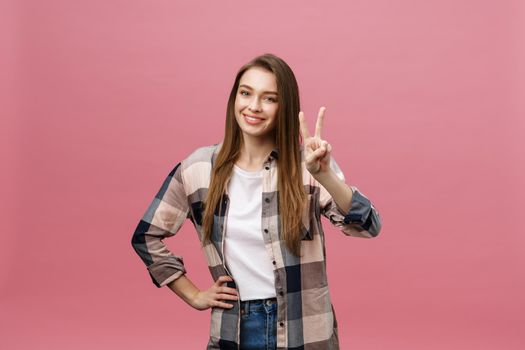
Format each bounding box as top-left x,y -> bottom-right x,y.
219,286 -> 239,295
315,106 -> 326,139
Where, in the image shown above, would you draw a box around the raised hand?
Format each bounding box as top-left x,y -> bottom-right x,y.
298,106 -> 332,176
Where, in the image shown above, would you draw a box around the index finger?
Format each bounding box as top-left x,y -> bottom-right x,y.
216,275 -> 233,285
298,111 -> 310,140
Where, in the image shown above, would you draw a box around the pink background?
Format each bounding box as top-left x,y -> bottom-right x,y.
2,0 -> 524,349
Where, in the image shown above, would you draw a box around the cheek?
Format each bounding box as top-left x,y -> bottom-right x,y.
269,113 -> 278,126
234,95 -> 246,108
270,108 -> 279,121
234,100 -> 243,117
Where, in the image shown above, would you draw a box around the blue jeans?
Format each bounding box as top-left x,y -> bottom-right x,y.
239,297 -> 277,350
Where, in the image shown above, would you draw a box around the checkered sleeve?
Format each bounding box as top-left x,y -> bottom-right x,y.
319,157 -> 382,238
131,162 -> 191,287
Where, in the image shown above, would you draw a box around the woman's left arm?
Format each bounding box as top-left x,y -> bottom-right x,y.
314,157 -> 382,238
313,164 -> 353,214
299,107 -> 382,238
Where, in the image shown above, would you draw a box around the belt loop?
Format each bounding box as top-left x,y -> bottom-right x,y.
241,299 -> 249,316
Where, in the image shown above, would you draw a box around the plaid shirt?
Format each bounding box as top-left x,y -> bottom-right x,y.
131,141 -> 382,349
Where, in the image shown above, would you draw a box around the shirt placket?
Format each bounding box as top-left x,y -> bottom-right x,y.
261,153 -> 287,348
218,178 -> 244,349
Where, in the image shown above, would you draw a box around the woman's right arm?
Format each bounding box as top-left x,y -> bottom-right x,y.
131,162 -> 190,288
131,161 -> 238,310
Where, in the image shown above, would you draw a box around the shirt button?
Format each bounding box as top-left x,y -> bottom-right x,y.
272,260 -> 276,265
279,322 -> 284,327
279,291 -> 284,296
264,229 -> 269,233
265,198 -> 270,203
265,166 -> 270,170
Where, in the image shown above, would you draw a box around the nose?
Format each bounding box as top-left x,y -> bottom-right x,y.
248,97 -> 262,112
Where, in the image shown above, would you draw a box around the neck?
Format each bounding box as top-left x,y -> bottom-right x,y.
237,135 -> 275,170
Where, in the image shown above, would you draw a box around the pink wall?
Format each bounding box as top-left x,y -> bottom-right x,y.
2,0 -> 524,349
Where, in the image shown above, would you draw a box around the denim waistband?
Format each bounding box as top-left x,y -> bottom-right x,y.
240,297 -> 277,315
240,297 -> 277,305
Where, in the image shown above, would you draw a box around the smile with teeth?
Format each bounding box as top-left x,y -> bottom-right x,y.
243,113 -> 265,124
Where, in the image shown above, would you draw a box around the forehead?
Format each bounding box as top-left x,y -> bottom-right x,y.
239,67 -> 277,92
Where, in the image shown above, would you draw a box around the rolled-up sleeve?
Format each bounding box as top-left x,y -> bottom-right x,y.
131,162 -> 190,287
319,157 -> 382,238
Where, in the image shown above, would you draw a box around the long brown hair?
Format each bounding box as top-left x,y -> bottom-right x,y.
202,53 -> 306,256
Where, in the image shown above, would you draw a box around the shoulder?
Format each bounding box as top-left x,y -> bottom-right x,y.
182,143 -> 220,166
176,143 -> 220,186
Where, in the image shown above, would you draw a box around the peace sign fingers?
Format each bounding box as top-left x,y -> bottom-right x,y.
298,106 -> 332,176
299,107 -> 326,141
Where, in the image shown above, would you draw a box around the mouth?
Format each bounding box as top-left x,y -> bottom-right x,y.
242,113 -> 265,124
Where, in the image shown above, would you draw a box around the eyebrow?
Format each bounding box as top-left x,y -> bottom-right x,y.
238,84 -> 278,95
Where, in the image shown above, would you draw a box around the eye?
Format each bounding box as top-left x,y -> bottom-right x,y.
239,90 -> 249,96
266,97 -> 277,103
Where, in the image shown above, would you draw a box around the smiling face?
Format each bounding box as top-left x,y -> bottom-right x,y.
234,67 -> 279,142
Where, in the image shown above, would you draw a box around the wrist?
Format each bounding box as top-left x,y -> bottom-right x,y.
312,167 -> 336,185
188,289 -> 201,306
167,275 -> 201,308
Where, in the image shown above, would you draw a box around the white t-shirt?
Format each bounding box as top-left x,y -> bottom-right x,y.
223,164 -> 276,301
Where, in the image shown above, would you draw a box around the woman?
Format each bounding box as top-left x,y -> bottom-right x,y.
131,53 -> 382,349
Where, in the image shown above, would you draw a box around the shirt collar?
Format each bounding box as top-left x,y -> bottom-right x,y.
270,147 -> 279,160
